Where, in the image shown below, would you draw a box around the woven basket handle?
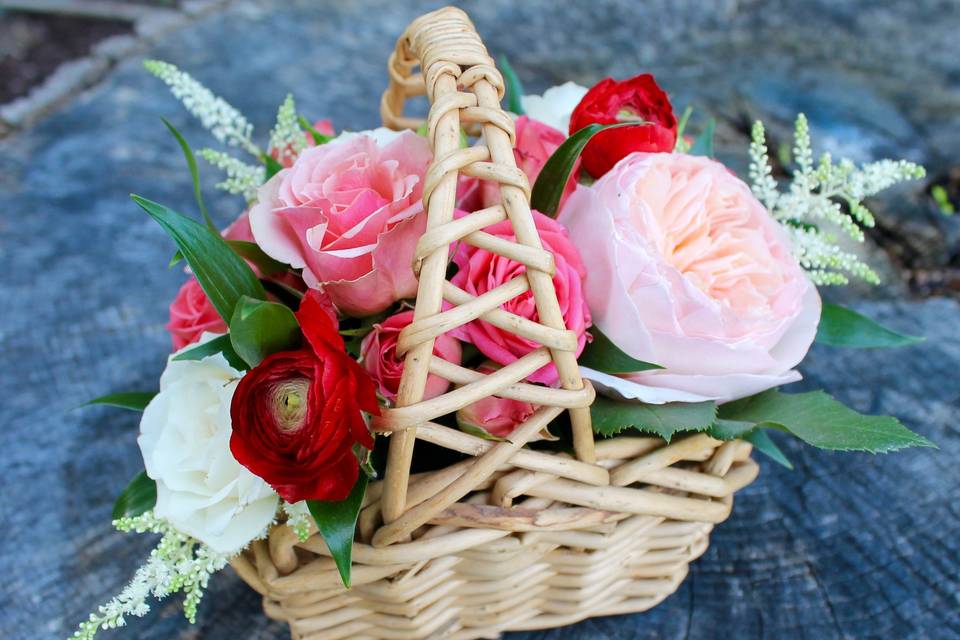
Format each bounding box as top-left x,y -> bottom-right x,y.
373,7 -> 596,544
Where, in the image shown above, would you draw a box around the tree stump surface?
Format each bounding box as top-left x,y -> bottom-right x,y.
0,1 -> 957,638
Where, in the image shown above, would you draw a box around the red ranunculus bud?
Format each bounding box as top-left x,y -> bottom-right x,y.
229,290 -> 379,503
569,74 -> 678,178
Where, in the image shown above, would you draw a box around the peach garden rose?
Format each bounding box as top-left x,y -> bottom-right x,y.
558,152 -> 821,403
249,129 -> 432,316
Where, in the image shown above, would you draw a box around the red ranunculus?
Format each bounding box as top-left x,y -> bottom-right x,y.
569,74 -> 677,177
229,290 -> 379,503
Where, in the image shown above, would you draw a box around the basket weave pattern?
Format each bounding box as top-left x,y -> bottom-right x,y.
231,8 -> 759,638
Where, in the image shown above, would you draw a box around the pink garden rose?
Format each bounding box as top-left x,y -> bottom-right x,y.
360,310 -> 462,403
249,130 -> 433,316
558,152 -> 821,403
166,277 -> 227,350
451,210 -> 591,385
458,116 -> 578,211
457,364 -> 535,438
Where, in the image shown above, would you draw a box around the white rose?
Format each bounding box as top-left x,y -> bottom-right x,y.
138,335 -> 278,553
520,82 -> 589,133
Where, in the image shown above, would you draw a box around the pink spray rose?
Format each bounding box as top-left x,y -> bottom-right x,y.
458,116 -> 578,212
249,130 -> 433,316
360,310 -> 462,403
166,277 -> 227,350
450,210 -> 591,385
457,363 -> 535,438
558,153 -> 821,403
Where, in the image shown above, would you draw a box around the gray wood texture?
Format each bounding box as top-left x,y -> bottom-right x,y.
1,1 -> 957,638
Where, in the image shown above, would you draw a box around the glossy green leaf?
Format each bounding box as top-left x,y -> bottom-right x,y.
498,55 -> 525,115
307,472 -> 369,588
298,115 -> 334,145
82,391 -> 156,412
591,396 -> 717,442
706,418 -> 758,441
262,153 -> 284,180
579,327 -> 662,374
229,296 -> 301,368
744,429 -> 793,469
689,118 -> 715,157
531,122 -> 633,217
173,334 -> 248,371
458,422 -> 509,442
133,195 -> 266,323
675,105 -> 693,140
816,302 -> 923,348
719,390 -> 935,453
161,117 -> 215,232
227,239 -> 288,276
112,470 -> 157,519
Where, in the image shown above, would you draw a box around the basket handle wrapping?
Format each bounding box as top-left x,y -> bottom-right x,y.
373,7 -> 597,546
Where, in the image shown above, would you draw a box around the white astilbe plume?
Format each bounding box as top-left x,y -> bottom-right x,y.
269,94 -> 306,166
282,501 -> 313,542
749,114 -> 925,285
197,148 -> 266,202
71,512 -> 230,640
144,60 -> 260,156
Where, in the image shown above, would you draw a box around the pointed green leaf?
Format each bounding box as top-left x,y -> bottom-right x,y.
161,117 -> 215,232
498,55 -> 525,115
816,302 -> 923,348
229,296 -> 301,368
261,153 -> 284,179
458,422 -> 509,442
133,195 -> 266,323
227,239 -> 288,276
719,390 -> 935,453
82,391 -> 156,412
112,470 -> 157,519
591,396 -> 717,442
173,334 -> 248,371
579,327 -> 662,374
675,105 -> 693,140
707,418 -> 758,441
298,115 -> 334,145
307,472 -> 369,588
744,429 -> 793,469
531,122 -> 634,217
689,118 -> 715,157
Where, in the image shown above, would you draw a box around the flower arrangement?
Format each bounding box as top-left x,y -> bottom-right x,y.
73,52 -> 934,639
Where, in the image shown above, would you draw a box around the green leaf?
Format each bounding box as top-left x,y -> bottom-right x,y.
706,418 -> 758,441
133,195 -> 266,323
458,422 -> 509,442
112,470 -> 157,519
719,390 -> 936,453
743,429 -> 793,469
689,118 -> 715,157
261,153 -> 284,179
227,239 -> 288,276
298,115 -> 334,145
307,472 -> 369,588
161,117 -> 215,232
82,391 -> 156,412
173,334 -> 248,371
229,296 -> 301,368
591,396 -> 717,442
816,302 -> 923,348
498,55 -> 525,115
531,122 -> 634,217
579,327 -> 662,374
675,105 -> 693,140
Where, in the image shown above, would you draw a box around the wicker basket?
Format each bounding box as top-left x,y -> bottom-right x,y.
230,7 -> 759,638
